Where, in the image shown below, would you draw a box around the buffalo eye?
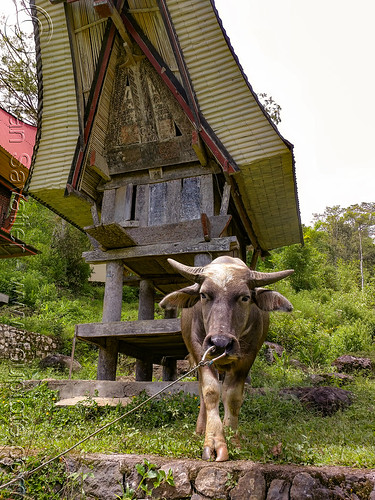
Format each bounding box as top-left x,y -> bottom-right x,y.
200,292 -> 208,300
241,295 -> 251,303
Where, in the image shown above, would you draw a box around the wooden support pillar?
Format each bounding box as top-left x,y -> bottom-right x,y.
250,248 -> 260,270
97,260 -> 123,380
162,307 -> 178,381
135,279 -> 154,381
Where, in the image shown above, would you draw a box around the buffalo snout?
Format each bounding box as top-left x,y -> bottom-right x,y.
204,334 -> 237,355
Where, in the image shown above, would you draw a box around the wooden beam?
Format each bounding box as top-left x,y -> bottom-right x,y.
84,216 -> 232,250
94,0 -> 133,49
90,150 -> 111,181
220,183 -> 231,216
77,318 -> 181,338
191,130 -> 208,166
200,214 -> 211,242
82,236 -> 239,263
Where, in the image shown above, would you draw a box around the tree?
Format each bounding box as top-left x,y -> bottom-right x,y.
258,93 -> 282,125
343,203 -> 375,292
0,0 -> 37,124
314,203 -> 375,291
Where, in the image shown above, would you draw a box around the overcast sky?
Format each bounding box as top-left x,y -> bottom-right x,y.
2,0 -> 374,225
215,0 -> 375,225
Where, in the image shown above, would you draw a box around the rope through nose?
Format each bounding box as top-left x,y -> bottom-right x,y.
199,346 -> 228,366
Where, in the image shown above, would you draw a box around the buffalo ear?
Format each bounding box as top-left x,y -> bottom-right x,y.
159,283 -> 200,309
253,288 -> 293,312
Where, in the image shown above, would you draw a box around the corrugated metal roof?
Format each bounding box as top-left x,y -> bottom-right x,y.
29,0 -> 103,228
165,0 -> 301,249
29,0 -> 79,195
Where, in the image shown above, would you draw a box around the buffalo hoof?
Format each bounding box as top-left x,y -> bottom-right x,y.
201,445 -> 229,462
202,446 -> 213,461
216,445 -> 229,462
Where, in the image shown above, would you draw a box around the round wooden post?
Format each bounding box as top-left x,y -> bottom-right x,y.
162,307 -> 178,381
135,279 -> 154,381
97,260 -> 123,380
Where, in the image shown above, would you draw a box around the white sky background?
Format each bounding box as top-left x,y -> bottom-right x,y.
214,0 -> 375,225
1,0 -> 374,225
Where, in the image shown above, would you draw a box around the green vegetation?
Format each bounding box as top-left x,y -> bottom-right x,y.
1,199 -> 375,487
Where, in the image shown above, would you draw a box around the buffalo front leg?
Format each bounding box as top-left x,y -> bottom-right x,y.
198,365 -> 229,462
222,372 -> 246,435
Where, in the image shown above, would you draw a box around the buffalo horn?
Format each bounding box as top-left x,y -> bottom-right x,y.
249,269 -> 294,288
167,258 -> 205,282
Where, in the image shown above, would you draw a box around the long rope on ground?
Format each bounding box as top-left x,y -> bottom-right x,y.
0,346 -> 220,492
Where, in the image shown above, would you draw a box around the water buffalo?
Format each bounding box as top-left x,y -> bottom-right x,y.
160,256 -> 293,461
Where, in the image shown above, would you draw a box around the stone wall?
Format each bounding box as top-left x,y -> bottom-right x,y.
2,449 -> 374,499
0,324 -> 58,362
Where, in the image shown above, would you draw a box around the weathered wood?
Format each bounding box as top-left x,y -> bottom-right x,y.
78,318 -> 181,337
91,203 -> 100,225
162,357 -> 178,381
181,177 -> 200,221
101,189 -> 116,224
166,179 -> 181,223
191,129 -> 208,166
194,253 -> 212,267
86,216 -> 231,248
90,150 -> 111,181
200,174 -> 214,216
136,279 -> 155,381
201,213 -> 211,242
97,260 -> 123,380
83,236 -> 239,263
149,182 -> 167,226
162,307 -> 178,381
220,182 -> 231,216
250,248 -> 261,270
85,223 -> 136,249
136,360 -> 153,381
134,184 -> 149,227
114,184 -> 133,222
97,161 -> 221,191
107,139 -> 197,175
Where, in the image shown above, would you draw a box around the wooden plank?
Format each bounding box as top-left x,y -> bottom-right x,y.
107,139 -> 197,175
77,318 -> 181,337
220,182 -> 231,215
86,216 -> 231,248
149,182 -> 167,226
97,161 -> 221,191
101,189 -> 116,224
82,236 -> 239,263
134,184 -> 149,227
181,177 -> 200,221
200,174 -> 214,216
166,179 -> 181,223
85,223 -> 136,248
114,184 -> 133,222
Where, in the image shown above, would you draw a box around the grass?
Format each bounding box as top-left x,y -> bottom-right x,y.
1,355 -> 375,469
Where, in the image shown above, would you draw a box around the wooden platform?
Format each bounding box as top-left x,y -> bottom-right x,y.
83,235 -> 239,295
76,318 -> 187,364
